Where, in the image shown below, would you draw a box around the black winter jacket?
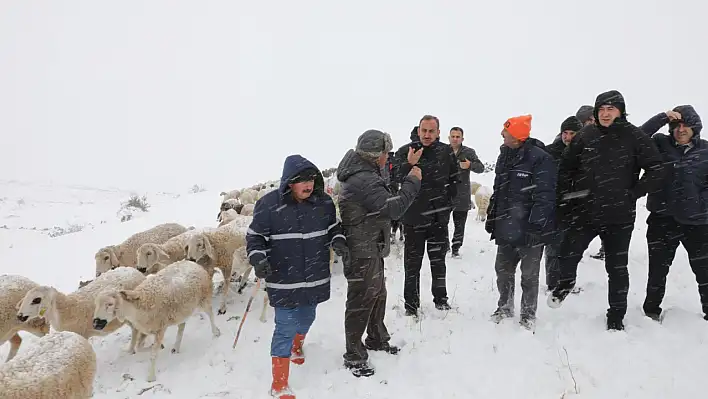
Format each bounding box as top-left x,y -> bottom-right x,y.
558,118 -> 664,226
392,140 -> 459,227
451,145 -> 485,211
486,138 -> 557,247
336,150 -> 421,258
640,106 -> 708,225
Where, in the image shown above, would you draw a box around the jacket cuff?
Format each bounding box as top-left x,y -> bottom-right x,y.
331,234 -> 346,247
247,250 -> 267,267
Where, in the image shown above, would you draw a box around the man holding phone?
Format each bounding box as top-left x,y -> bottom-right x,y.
448,127 -> 485,258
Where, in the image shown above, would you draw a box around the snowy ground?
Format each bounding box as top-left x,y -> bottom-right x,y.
1,175 -> 706,399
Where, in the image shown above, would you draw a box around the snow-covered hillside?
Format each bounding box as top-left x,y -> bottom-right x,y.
1,175 -> 706,399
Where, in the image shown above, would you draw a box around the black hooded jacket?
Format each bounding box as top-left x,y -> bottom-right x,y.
558,90 -> 665,226
392,139 -> 459,227
640,105 -> 708,225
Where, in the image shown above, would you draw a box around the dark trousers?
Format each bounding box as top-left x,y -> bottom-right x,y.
343,257 -> 390,364
544,227 -> 565,290
403,222 -> 449,312
644,214 -> 708,316
495,244 -> 543,319
555,223 -> 633,319
450,211 -> 468,252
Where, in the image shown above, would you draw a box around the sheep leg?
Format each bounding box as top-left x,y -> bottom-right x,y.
125,326 -> 140,354
5,333 -> 22,362
218,264 -> 232,315
147,328 -> 166,382
201,299 -> 221,338
171,323 -> 186,354
237,266 -> 253,294
259,294 -> 269,323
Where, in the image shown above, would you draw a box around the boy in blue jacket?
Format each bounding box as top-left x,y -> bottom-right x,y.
247,155 -> 349,399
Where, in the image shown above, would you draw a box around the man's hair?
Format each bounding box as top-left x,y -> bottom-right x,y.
450,126 -> 464,137
419,115 -> 440,130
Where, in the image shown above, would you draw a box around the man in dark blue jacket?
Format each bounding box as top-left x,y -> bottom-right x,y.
639,105 -> 708,322
485,115 -> 557,331
547,90 -> 664,331
247,154 -> 349,398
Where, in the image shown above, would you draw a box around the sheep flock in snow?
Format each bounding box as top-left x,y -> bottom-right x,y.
0,171 -> 486,394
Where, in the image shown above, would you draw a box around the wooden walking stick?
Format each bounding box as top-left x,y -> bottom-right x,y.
232,278 -> 262,349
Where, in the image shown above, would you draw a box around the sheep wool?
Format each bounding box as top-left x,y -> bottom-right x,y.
93,260 -> 220,382
0,275 -> 50,363
0,330 -> 97,399
136,227 -> 205,275
474,185 -> 493,222
16,267 -> 146,340
95,222 -> 188,277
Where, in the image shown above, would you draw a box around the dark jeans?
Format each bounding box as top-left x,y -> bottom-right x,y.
495,244 -> 543,319
544,227 -> 565,290
450,210 -> 468,252
554,223 -> 633,319
644,214 -> 708,317
343,257 -> 390,364
403,222 -> 449,312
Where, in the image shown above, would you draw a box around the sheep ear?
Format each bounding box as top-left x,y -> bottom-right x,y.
157,248 -> 172,263
110,248 -> 120,267
120,290 -> 139,302
204,237 -> 216,260
15,298 -> 22,311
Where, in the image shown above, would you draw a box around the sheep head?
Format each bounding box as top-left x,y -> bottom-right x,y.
184,233 -> 215,265
93,290 -> 125,330
136,243 -> 171,274
470,182 -> 482,195
95,246 -> 119,277
17,286 -> 56,323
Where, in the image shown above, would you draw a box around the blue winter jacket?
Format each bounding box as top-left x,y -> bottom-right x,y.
487,138 -> 557,247
246,155 -> 346,308
640,106 -> 708,225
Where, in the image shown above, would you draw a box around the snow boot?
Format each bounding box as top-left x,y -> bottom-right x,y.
490,308 -> 513,323
290,333 -> 305,365
607,316 -> 625,331
405,308 -> 418,318
270,357 -> 296,399
344,360 -> 375,378
364,341 -> 400,355
519,316 -> 536,332
435,300 -> 452,311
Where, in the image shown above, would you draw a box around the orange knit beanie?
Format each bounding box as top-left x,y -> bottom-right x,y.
503,115 -> 532,141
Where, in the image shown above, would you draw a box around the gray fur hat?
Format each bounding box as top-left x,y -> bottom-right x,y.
355,129 -> 393,159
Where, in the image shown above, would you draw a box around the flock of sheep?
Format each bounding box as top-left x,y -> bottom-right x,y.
0,171 -> 492,398
0,180 -> 280,398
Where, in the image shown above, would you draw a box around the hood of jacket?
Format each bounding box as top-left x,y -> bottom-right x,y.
670,104 -> 703,143
278,154 -> 325,197
336,149 -> 379,182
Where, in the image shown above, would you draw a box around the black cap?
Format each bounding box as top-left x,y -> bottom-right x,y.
575,105 -> 594,124
560,116 -> 583,133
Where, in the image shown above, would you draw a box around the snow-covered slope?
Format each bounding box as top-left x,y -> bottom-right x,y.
0,175 -> 705,398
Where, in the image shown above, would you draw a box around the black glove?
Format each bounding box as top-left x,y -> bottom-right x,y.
331,238 -> 350,267
252,257 -> 272,279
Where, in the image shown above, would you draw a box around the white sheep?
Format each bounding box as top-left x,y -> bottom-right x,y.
0,330 -> 96,399
216,198 -> 243,222
219,189 -> 241,202
94,222 -> 188,277
16,267 -> 147,351
472,183 -> 493,222
0,275 -> 50,362
217,209 -> 241,227
239,203 -> 255,216
136,227 -> 204,275
93,260 -> 221,382
238,189 -> 258,205
184,226 -> 248,314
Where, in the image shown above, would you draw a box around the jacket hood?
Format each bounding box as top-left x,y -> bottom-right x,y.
336,149 -> 379,182
525,137 -> 547,151
279,154 -> 324,196
593,90 -> 628,130
671,104 -> 702,140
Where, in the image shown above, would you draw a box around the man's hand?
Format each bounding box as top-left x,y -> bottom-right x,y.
666,110 -> 682,121
407,146 -> 423,166
408,166 -> 422,181
253,258 -> 272,279
332,238 -> 350,267
460,159 -> 471,170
